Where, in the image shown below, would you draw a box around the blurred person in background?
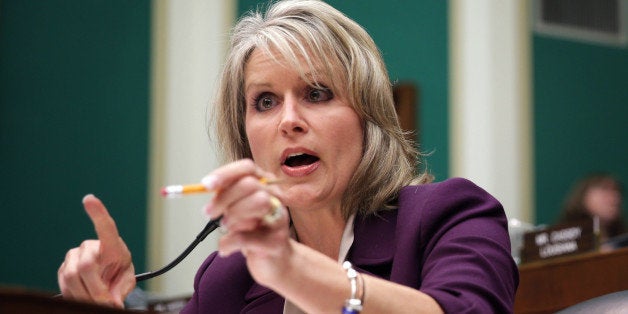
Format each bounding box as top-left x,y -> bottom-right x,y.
559,172 -> 626,245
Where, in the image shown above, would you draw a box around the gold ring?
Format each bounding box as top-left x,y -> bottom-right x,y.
263,196 -> 283,225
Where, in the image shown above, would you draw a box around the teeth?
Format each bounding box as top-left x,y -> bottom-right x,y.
288,153 -> 305,158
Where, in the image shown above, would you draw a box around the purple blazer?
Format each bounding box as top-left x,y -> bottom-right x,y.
181,178 -> 519,313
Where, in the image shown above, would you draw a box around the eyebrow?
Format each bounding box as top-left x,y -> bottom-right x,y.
244,82 -> 272,94
244,70 -> 326,93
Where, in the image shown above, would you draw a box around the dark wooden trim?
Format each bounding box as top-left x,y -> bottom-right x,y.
392,82 -> 419,141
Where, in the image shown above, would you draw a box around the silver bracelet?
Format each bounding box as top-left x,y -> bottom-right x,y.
342,261 -> 363,314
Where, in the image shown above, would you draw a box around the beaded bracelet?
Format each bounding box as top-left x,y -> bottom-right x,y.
342,261 -> 363,314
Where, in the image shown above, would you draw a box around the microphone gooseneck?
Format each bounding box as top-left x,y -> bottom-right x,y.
135,216 -> 222,282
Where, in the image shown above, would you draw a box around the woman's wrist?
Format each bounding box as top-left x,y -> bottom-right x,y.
256,238 -> 300,289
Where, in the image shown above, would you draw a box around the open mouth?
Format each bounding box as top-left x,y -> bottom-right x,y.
283,153 -> 320,167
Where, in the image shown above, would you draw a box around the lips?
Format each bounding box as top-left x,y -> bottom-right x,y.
281,149 -> 320,177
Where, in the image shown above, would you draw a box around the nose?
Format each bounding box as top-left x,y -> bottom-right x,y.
278,95 -> 308,136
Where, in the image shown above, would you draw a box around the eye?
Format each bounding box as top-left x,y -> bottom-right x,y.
253,93 -> 277,112
306,87 -> 333,102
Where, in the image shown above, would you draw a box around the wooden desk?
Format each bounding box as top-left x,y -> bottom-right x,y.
0,287 -> 135,313
0,287 -> 189,313
514,247 -> 628,313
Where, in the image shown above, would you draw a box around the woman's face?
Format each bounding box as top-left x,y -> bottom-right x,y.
583,180 -> 622,224
243,48 -> 364,212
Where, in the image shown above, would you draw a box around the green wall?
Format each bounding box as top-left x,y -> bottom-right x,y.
0,1 -> 151,292
533,35 -> 628,225
238,0 -> 450,180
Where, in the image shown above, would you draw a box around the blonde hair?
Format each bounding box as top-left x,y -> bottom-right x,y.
213,0 -> 431,218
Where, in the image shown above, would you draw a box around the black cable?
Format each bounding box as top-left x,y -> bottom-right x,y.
135,216 -> 222,282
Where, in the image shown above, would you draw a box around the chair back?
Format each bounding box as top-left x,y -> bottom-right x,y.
555,290 -> 628,314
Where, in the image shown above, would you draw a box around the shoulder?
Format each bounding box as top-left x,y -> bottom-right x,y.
396,178 -> 518,313
397,177 -> 505,234
399,177 -> 498,209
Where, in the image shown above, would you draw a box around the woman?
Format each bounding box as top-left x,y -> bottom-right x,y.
559,173 -> 625,243
58,0 -> 518,313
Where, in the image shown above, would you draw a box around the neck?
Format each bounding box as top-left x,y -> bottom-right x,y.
290,207 -> 346,259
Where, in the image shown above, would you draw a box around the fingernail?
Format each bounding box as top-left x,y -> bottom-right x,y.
202,202 -> 214,220
82,194 -> 94,203
219,217 -> 229,230
218,248 -> 232,257
201,205 -> 211,220
201,175 -> 218,190
218,225 -> 229,234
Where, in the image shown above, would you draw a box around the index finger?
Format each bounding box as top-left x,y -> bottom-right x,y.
82,194 -> 121,251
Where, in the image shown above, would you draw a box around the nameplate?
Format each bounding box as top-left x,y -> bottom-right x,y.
521,219 -> 596,263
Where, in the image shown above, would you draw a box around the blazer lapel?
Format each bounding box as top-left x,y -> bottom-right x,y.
349,210 -> 397,278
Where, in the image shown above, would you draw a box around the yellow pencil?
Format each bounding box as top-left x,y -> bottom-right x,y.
160,177 -> 280,197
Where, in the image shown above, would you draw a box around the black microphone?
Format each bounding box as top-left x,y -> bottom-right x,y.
135,216 -> 222,282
